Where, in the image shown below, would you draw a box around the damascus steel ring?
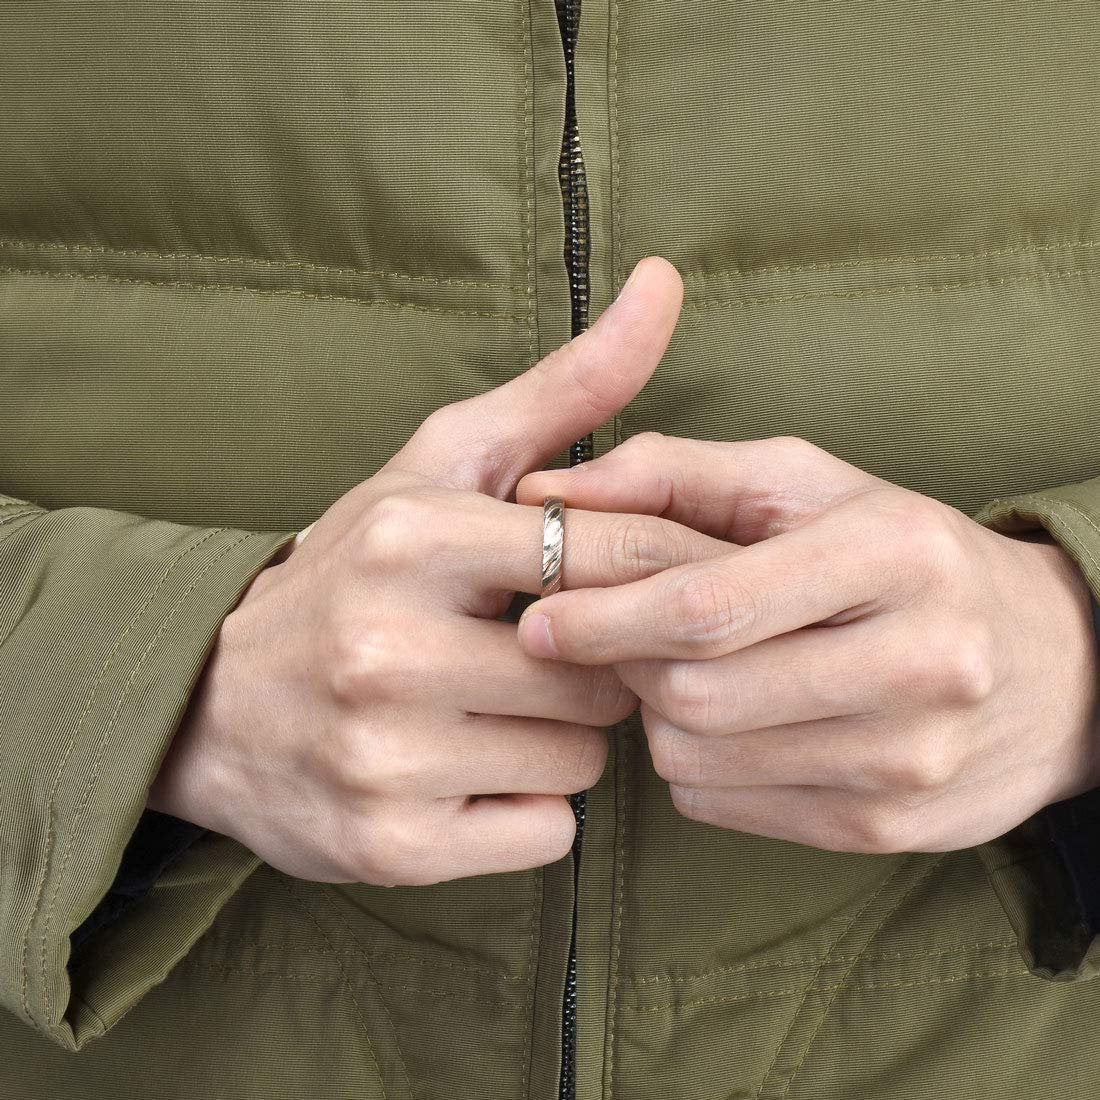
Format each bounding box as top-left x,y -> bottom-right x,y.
541,497 -> 565,598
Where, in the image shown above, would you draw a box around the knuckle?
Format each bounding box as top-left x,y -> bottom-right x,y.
850,487 -> 911,551
609,517 -> 677,582
668,781 -> 701,820
845,802 -> 919,855
536,799 -> 580,863
656,663 -> 716,732
327,619 -> 403,706
353,734 -> 424,795
941,620 -> 997,706
358,492 -> 434,569
903,502 -> 968,580
579,667 -> 637,725
877,736 -> 957,795
648,724 -> 706,786
767,434 -> 823,463
670,570 -> 753,655
623,430 -> 668,458
565,730 -> 610,791
416,402 -> 465,446
354,812 -> 436,887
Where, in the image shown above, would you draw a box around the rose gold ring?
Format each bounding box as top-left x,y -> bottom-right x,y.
541,497 -> 565,597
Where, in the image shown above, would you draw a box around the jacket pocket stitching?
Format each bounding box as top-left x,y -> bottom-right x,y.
682,265 -> 1097,311
621,937 -> 1019,987
682,237 -> 1100,282
178,960 -> 528,1008
756,854 -> 948,1100
621,963 -> 1032,1014
0,237 -> 510,290
0,266 -> 517,321
272,877 -> 396,1097
188,931 -> 527,983
313,882 -> 416,1099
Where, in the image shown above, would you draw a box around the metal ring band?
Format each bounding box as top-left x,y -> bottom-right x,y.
541,497 -> 565,598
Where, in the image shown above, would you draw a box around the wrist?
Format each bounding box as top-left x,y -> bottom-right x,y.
145,535 -> 295,834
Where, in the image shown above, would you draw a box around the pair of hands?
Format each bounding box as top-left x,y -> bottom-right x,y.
148,257 -> 1100,887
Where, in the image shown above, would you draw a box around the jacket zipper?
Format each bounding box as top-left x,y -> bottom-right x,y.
553,0 -> 590,1097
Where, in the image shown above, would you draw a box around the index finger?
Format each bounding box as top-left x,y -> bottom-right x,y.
516,502 -> 895,663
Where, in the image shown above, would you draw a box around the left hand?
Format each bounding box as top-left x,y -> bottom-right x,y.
515,433 -> 1100,853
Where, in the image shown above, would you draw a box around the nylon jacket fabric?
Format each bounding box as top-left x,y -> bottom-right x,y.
2,3 -> 1100,1098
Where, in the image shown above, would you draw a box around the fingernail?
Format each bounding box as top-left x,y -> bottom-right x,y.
614,260 -> 641,302
520,611 -> 557,658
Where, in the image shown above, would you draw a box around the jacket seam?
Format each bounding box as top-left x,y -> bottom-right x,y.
519,0 -> 538,374
610,0 -> 622,457
606,717 -> 627,1100
39,531 -> 258,1035
0,237 -> 508,289
0,267 -> 518,321
760,855 -> 947,1099
188,933 -> 526,982
177,960 -> 529,1006
272,878 -> 391,1095
682,237 -> 1100,281
681,266 -> 1097,311
1045,500 -> 1100,580
622,937 -> 1020,987
316,885 -> 417,1098
18,523 -> 228,1029
623,965 -> 1033,1014
518,861 -> 541,1100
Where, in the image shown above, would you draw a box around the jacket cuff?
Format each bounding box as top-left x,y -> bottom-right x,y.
69,810 -> 209,952
970,477 -> 1100,980
0,500 -> 294,1049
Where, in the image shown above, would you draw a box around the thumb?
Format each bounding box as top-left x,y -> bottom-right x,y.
386,255 -> 684,497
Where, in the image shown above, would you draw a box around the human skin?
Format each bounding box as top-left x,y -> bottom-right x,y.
147,256 -> 738,886
516,430 -> 1100,855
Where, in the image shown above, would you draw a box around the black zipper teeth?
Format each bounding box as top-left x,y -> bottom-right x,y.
554,0 -> 590,1098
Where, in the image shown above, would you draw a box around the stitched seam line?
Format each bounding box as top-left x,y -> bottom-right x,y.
681,238 -> 1100,281
606,719 -> 627,1100
39,531 -> 257,1032
682,266 -> 1097,310
0,237 -> 507,289
609,0 -> 623,462
623,937 -> 1020,986
518,863 -> 541,1100
18,524 -> 226,1027
624,965 -> 1031,1013
179,960 -> 529,1004
67,989 -> 109,1041
0,267 -> 517,320
767,855 -> 948,1100
1045,500 -> 1100,580
519,15 -> 541,1095
190,932 -> 526,982
520,0 -> 538,374
754,855 -> 933,1097
0,509 -> 39,529
317,887 -> 414,1097
274,878 -> 388,1095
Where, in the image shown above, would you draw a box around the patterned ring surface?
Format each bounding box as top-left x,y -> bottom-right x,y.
541,497 -> 565,597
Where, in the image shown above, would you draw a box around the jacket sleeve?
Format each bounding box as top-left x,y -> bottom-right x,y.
0,492 -> 296,1050
969,476 -> 1100,982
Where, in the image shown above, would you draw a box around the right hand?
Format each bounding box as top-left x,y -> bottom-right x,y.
148,256 -> 725,886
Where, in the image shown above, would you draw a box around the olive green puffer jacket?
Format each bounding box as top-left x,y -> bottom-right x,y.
3,3 -> 1100,1098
